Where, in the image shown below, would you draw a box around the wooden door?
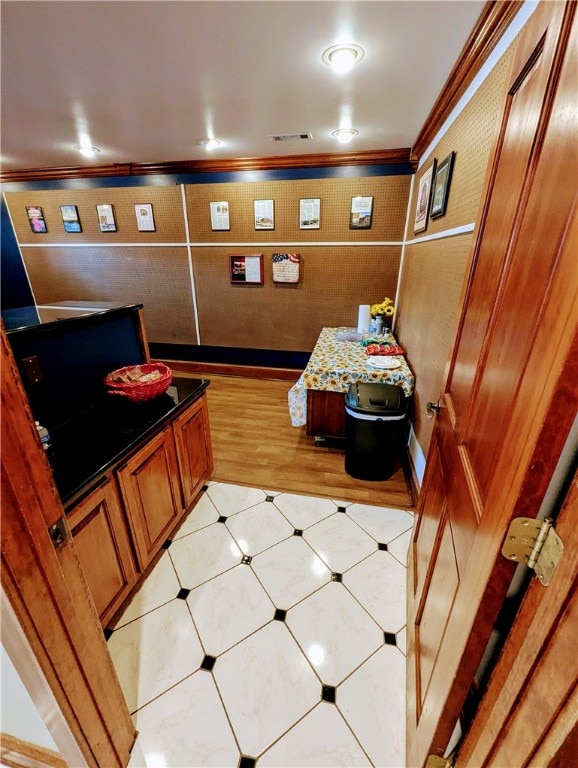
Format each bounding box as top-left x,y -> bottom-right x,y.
1,329 -> 136,767
406,2 -> 577,766
117,426 -> 182,570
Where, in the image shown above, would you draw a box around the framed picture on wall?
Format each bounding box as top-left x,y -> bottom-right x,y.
26,206 -> 47,233
430,151 -> 456,220
350,196 -> 373,229
230,254 -> 264,284
254,200 -> 274,230
299,198 -> 320,229
413,159 -> 437,234
210,201 -> 230,231
96,204 -> 117,232
60,205 -> 82,233
135,203 -> 156,231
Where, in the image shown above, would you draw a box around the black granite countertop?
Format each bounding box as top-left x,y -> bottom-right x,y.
49,376 -> 209,510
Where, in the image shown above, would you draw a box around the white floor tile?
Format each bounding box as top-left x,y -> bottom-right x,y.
172,492 -> 219,539
111,551 -> 181,630
273,492 -> 338,530
205,482 -> 266,515
251,536 -> 331,609
259,702 -> 371,767
388,527 -> 413,566
169,523 -> 242,589
303,513 -> 376,573
338,646 -> 406,768
133,670 -> 239,767
347,503 -> 414,544
213,621 -> 320,757
226,501 -> 294,556
107,599 -> 204,714
186,564 -> 275,655
286,582 -> 384,687
344,551 -> 407,633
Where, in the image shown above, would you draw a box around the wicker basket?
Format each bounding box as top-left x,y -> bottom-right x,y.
104,363 -> 172,402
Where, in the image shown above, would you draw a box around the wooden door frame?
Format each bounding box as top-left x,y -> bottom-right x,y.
1,328 -> 136,767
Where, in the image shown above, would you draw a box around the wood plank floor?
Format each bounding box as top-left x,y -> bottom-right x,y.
195,373 -> 415,510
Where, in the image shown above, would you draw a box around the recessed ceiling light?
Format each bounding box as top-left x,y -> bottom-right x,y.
74,145 -> 100,157
332,128 -> 359,144
322,44 -> 364,74
197,138 -> 221,151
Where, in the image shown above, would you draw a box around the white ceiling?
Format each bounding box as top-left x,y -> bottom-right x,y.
1,1 -> 486,172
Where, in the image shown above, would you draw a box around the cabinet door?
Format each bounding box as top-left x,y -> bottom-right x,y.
68,477 -> 138,626
173,394 -> 214,509
117,427 -> 183,570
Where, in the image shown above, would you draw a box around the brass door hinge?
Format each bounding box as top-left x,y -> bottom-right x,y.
502,517 -> 563,586
425,756 -> 453,768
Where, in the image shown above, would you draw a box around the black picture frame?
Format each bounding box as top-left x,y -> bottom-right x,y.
60,205 -> 82,233
430,151 -> 456,220
26,206 -> 47,233
349,196 -> 373,229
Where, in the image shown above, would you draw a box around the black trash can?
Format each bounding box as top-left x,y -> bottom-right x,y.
344,381 -> 407,481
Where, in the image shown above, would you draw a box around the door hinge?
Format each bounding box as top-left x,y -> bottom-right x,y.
501,517 -> 563,586
426,756 -> 453,768
48,517 -> 69,549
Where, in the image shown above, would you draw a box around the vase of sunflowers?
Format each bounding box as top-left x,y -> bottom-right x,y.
370,296 -> 395,334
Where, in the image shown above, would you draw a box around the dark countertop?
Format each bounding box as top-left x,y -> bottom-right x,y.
49,376 -> 209,510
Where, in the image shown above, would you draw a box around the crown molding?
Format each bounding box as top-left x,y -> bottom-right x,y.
0,148 -> 414,184
411,0 -> 524,163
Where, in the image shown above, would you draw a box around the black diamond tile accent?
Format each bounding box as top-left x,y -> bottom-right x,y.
241,555 -> 252,565
274,609 -> 287,622
331,572 -> 342,582
103,628 -> 113,641
202,484 -> 209,492
176,588 -> 191,600
384,632 -> 398,646
265,495 -> 275,502
161,539 -> 172,549
200,654 -> 216,671
293,529 -> 303,536
321,684 -> 336,703
378,542 -> 388,551
217,515 -> 228,523
337,506 -> 347,513
238,758 -> 256,768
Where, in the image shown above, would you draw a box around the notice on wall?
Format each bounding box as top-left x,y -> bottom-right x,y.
272,253 -> 301,283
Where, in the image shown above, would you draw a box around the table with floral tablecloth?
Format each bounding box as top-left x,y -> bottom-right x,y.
288,327 -> 415,427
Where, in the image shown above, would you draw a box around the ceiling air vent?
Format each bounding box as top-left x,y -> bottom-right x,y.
268,132 -> 313,142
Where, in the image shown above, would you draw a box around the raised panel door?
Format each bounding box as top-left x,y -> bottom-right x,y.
68,478 -> 138,626
172,395 -> 213,509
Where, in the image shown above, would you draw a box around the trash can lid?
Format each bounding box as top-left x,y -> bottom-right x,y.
345,381 -> 406,415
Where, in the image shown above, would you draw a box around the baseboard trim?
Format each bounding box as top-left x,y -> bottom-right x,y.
155,359 -> 301,382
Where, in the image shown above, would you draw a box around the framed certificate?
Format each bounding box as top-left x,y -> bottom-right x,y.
135,203 -> 155,232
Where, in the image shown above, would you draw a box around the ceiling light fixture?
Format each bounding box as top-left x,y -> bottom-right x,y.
74,145 -> 100,157
332,128 -> 359,144
197,138 -> 221,151
322,44 -> 364,74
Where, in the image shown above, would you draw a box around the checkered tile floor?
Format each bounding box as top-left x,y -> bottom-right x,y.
108,482 -> 413,767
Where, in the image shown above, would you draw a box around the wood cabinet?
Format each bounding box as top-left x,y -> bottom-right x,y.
117,425 -> 183,571
69,391 -> 213,623
306,389 -> 346,439
67,478 -> 138,627
173,395 -> 214,508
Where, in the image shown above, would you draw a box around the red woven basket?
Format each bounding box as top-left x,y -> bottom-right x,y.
104,363 -> 172,402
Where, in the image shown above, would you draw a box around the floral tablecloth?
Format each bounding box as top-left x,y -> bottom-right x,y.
288,327 -> 415,427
